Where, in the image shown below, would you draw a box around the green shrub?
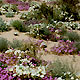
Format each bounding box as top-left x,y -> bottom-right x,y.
11,20 -> 27,32
53,8 -> 64,21
10,39 -> 23,49
65,31 -> 80,42
47,59 -> 76,79
59,0 -> 80,20
0,37 -> 9,52
0,17 -> 10,32
73,42 -> 80,51
39,3 -> 53,21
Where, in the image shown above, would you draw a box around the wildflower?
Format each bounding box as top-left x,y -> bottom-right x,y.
71,77 -> 74,79
57,77 -> 63,80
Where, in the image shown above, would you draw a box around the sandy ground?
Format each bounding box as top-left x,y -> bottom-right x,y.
0,14 -> 80,71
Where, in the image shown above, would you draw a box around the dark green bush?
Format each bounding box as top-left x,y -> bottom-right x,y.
39,3 -> 53,20
0,37 -> 9,52
53,8 -> 64,21
59,0 -> 80,20
11,20 -> 27,32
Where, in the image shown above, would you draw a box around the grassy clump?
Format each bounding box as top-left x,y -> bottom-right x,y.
10,39 -> 23,49
11,20 -> 27,32
47,59 -> 77,79
0,37 -> 9,52
65,31 -> 80,42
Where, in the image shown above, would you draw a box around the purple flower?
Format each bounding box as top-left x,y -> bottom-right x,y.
0,67 -> 2,71
8,76 -> 13,80
18,5 -> 24,11
68,49 -> 73,53
64,50 -> 67,53
58,50 -> 61,53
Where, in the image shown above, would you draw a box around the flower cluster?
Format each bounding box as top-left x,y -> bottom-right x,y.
0,4 -> 18,14
9,60 -> 46,78
53,21 -> 80,30
51,40 -> 78,55
17,2 -> 29,11
0,49 -> 54,80
26,23 -> 63,41
5,0 -> 30,11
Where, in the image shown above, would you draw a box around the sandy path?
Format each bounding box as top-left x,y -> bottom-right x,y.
0,29 -> 30,41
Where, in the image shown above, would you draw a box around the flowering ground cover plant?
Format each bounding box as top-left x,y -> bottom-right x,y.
51,40 -> 80,55
53,21 -> 80,30
26,23 -> 64,41
0,49 -> 80,80
0,49 -> 54,80
5,0 -> 30,11
0,4 -> 18,17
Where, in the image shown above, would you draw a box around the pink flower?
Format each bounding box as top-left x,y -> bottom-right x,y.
64,50 -> 67,53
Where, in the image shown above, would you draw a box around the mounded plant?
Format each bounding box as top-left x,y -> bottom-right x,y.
11,20 -> 27,32
65,31 -> 80,42
0,37 -> 9,52
0,17 -> 10,32
10,39 -> 23,49
47,59 -> 78,79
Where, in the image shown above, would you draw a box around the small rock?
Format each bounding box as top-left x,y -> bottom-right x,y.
14,32 -> 19,36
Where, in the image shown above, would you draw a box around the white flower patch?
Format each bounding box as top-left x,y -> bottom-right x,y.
9,57 -> 46,78
5,49 -> 14,53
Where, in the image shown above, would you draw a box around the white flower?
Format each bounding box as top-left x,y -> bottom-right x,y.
55,30 -> 59,33
18,57 -> 21,59
76,79 -> 79,80
37,74 -> 40,77
5,49 -> 14,53
71,77 -> 74,79
9,68 -> 13,71
57,77 -> 63,80
46,26 -> 49,28
76,72 -> 80,78
67,72 -> 71,74
40,75 -> 44,78
14,50 -> 21,55
30,69 -> 37,76
13,74 -> 17,77
20,58 -> 30,63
